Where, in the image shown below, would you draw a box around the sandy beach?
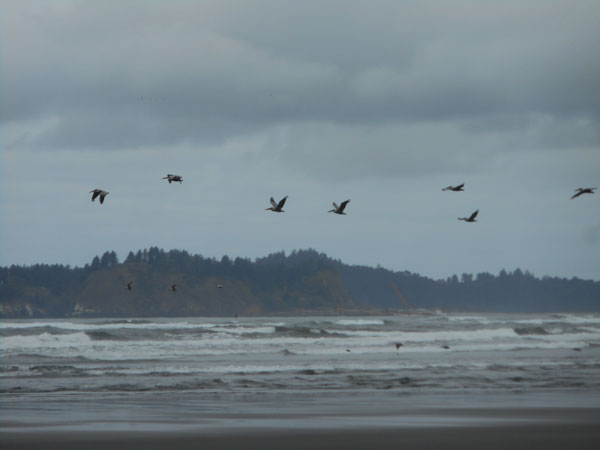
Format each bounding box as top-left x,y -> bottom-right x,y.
3,316 -> 600,449
4,424 -> 600,450
4,408 -> 600,450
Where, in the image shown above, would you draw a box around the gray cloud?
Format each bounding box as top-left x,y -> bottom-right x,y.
1,1 -> 599,280
3,0 -> 599,153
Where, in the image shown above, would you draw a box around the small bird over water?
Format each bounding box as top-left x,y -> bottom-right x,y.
170,284 -> 177,292
458,209 -> 479,222
90,189 -> 109,204
329,199 -> 350,215
442,183 -> 465,192
571,188 -> 596,199
266,196 -> 288,212
126,282 -> 133,291
163,174 -> 183,184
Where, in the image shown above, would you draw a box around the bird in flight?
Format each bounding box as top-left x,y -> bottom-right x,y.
163,174 -> 183,184
90,189 -> 109,204
126,282 -> 133,291
442,183 -> 464,192
329,199 -> 351,215
170,284 -> 177,292
571,188 -> 596,199
458,210 -> 479,222
266,196 -> 288,212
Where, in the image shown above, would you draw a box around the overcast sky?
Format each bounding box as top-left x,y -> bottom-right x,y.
1,0 -> 599,281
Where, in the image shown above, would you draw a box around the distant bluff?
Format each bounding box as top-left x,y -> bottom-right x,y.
1,249 -> 353,318
1,248 -> 599,318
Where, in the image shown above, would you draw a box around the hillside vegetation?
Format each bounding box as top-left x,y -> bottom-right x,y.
1,248 -> 598,318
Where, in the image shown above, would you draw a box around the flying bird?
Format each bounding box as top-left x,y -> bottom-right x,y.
329,199 -> 350,215
126,282 -> 133,291
266,196 -> 288,212
90,189 -> 109,204
170,284 -> 177,292
571,188 -> 596,199
442,183 -> 464,192
163,174 -> 183,184
458,210 -> 479,222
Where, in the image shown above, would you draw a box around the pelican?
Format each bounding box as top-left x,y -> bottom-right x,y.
571,188 -> 596,199
266,196 -> 288,212
458,209 -> 479,222
329,199 -> 350,215
90,189 -> 109,204
442,183 -> 464,192
162,174 -> 183,184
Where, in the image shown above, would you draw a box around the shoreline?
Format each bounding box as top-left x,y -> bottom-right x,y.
4,425 -> 600,450
4,407 -> 600,449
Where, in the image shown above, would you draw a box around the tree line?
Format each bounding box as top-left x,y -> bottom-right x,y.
1,247 -> 599,316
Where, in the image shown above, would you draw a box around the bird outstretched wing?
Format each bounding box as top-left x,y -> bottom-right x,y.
571,191 -> 583,199
277,196 -> 288,210
338,199 -> 350,212
469,210 -> 479,221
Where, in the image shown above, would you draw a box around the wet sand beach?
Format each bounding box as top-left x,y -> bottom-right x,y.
4,423 -> 600,450
3,315 -> 600,449
4,408 -> 600,450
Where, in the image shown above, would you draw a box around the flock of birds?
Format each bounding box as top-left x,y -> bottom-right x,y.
89,176 -> 595,343
91,179 -> 596,224
91,176 -> 595,322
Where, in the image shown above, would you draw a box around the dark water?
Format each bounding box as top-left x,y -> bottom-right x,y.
2,313 -> 600,431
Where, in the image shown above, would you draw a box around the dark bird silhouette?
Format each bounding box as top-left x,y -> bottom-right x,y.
170,284 -> 177,292
571,188 -> 596,199
395,343 -> 403,350
442,183 -> 464,192
329,199 -> 350,215
458,209 -> 479,222
266,196 -> 288,212
126,282 -> 133,291
90,189 -> 109,204
163,174 -> 183,184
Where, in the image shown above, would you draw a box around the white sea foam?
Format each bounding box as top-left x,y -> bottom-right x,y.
210,326 -> 276,335
333,319 -> 385,326
1,331 -> 94,349
0,320 -> 238,332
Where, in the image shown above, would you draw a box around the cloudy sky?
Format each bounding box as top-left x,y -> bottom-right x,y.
2,0 -> 599,280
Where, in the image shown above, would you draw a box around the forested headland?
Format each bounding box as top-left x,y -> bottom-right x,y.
1,248 -> 598,318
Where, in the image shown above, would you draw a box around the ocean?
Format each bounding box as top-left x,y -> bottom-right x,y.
2,313 -> 600,433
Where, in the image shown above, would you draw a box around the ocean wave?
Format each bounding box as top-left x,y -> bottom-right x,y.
211,326 -> 276,335
514,326 -> 550,336
85,330 -> 130,341
0,320 -> 229,333
1,331 -> 93,349
446,315 -> 494,324
274,325 -> 344,338
333,319 -> 385,326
